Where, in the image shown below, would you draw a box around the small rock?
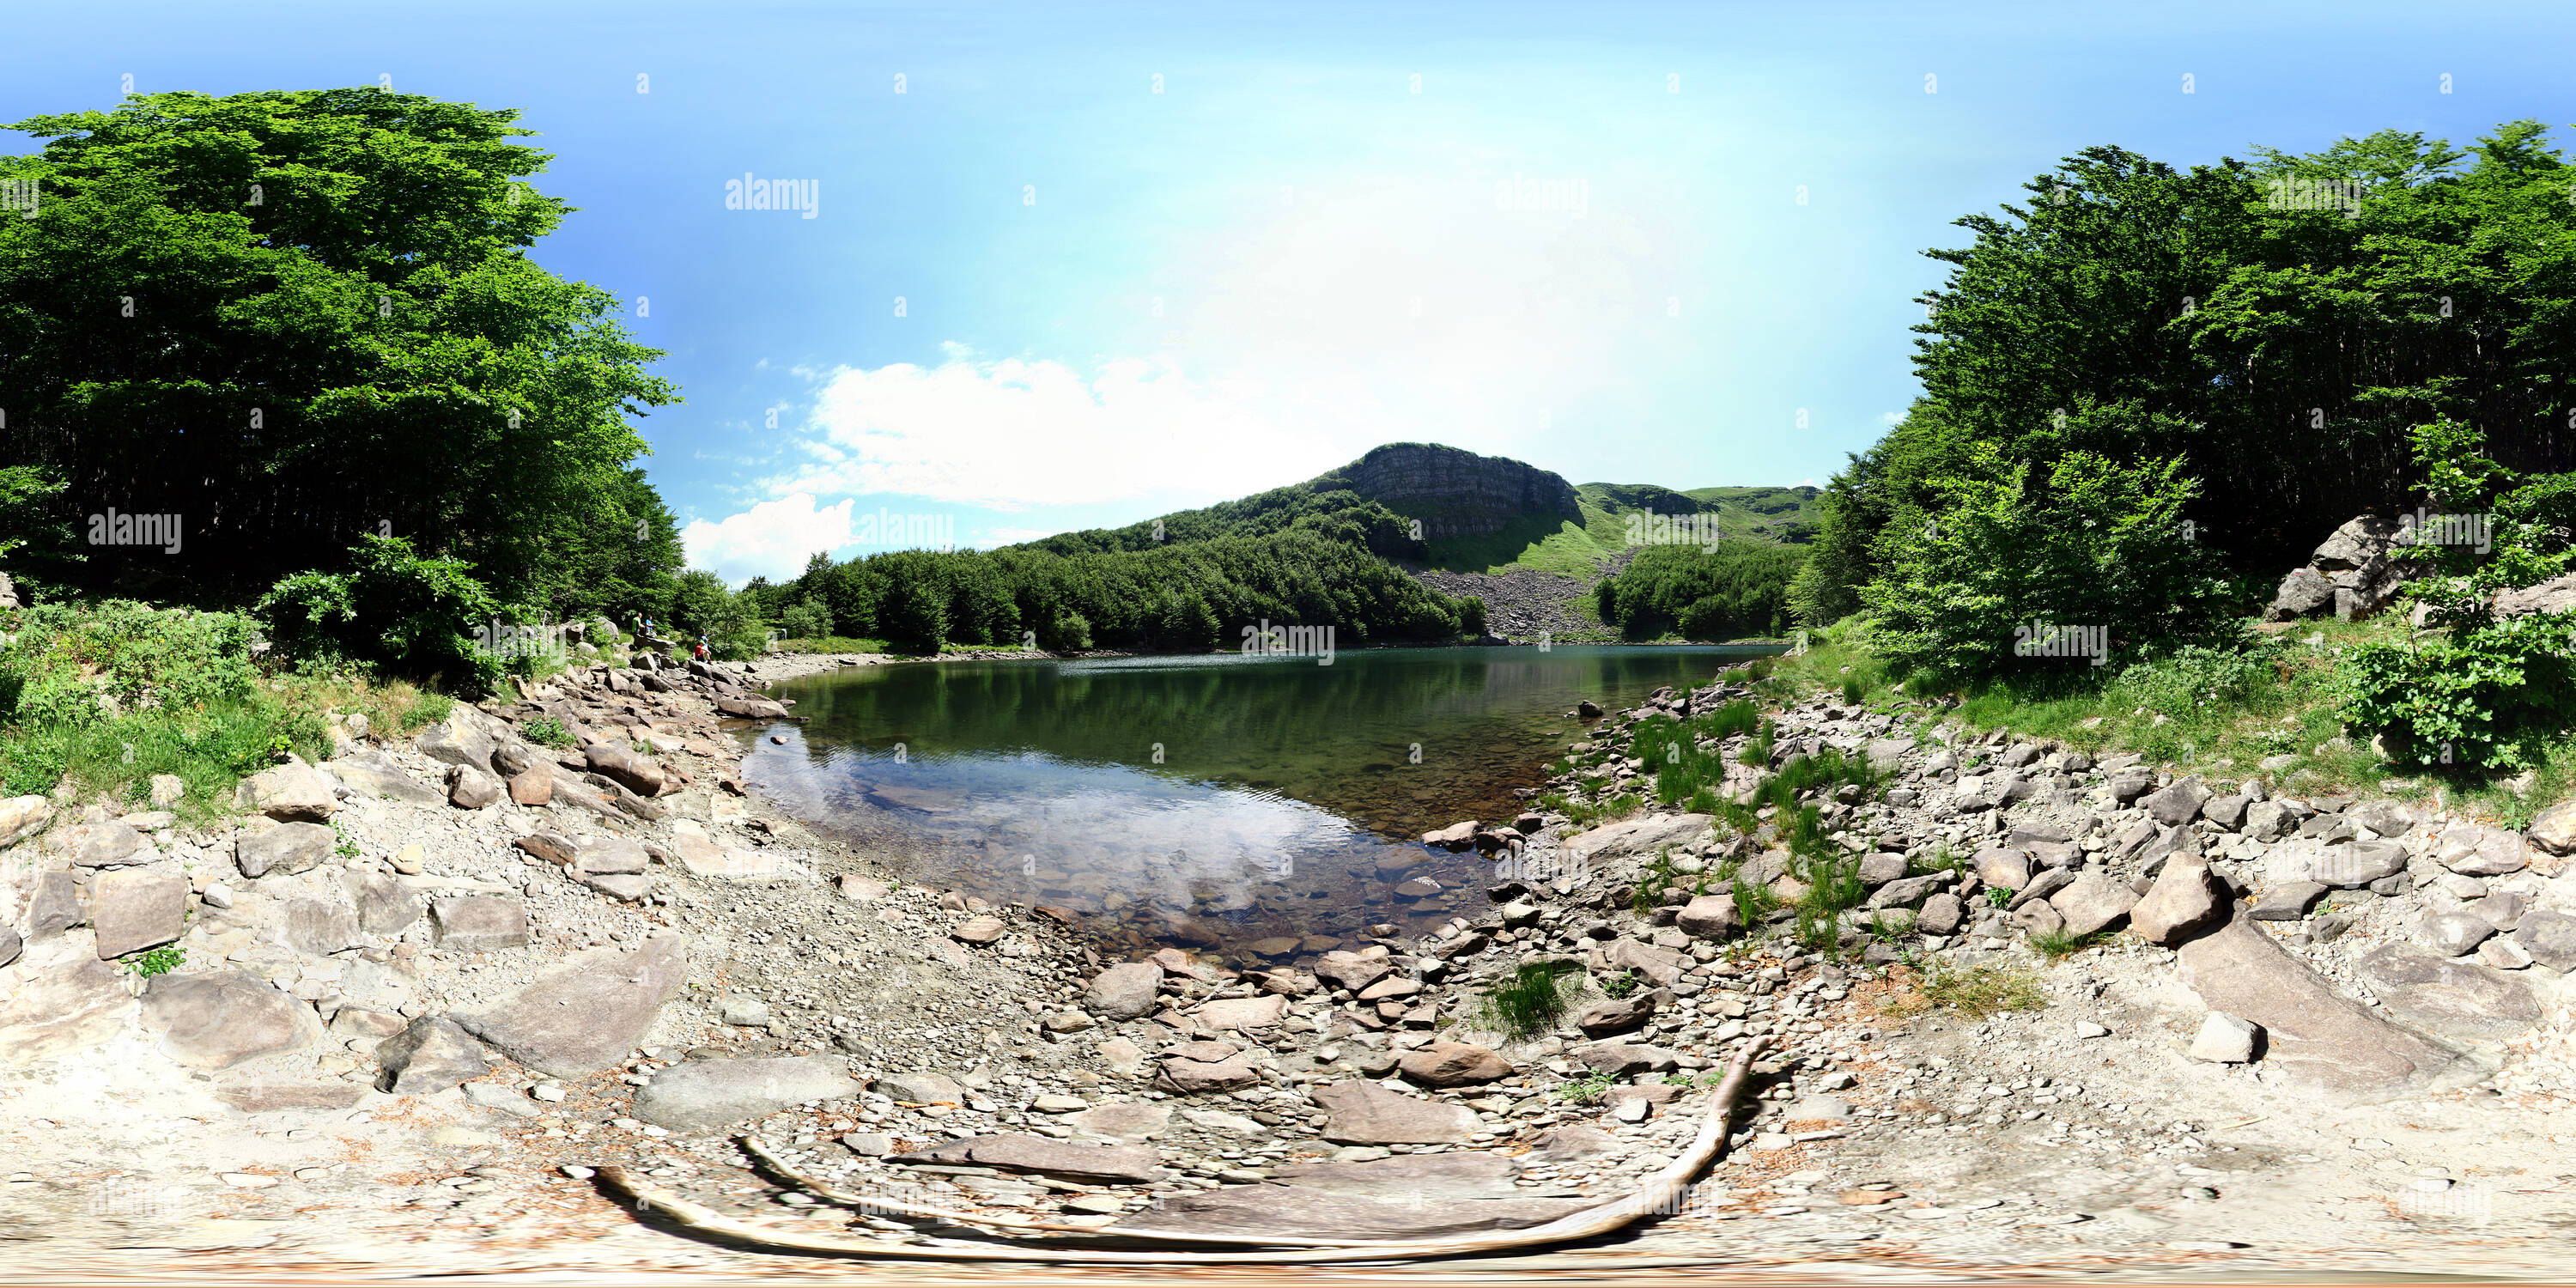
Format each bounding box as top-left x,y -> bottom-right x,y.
2185,1012 -> 2260,1063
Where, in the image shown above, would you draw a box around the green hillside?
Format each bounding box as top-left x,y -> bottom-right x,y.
1421,482 -> 1820,577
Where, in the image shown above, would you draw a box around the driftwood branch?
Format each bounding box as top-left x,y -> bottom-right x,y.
593,1036 -> 1769,1264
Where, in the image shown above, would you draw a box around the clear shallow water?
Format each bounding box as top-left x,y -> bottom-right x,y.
739,645 -> 1781,960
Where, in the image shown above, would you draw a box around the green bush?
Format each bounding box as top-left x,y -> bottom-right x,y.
1596,542 -> 1803,641
1859,446 -> 2240,689
2337,422 -> 2576,769
778,596 -> 832,641
257,535 -> 520,692
0,600 -> 259,727
1478,961 -> 1582,1038
670,569 -> 771,660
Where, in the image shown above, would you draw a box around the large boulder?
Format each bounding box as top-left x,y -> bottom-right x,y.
416,707 -> 499,773
1313,951 -> 1392,993
234,822 -> 336,879
431,896 -> 530,951
2175,913 -> 2470,1097
329,750 -> 446,806
2354,943 -> 2541,1041
88,868 -> 189,959
0,938 -> 137,1064
233,756 -> 338,823
2530,799 -> 2576,859
1082,962 -> 1163,1019
2492,570 -> 2576,619
630,1054 -> 860,1130
1674,894 -> 1742,939
1397,1040 -> 1511,1087
1560,813 -> 1712,864
584,742 -> 667,797
140,971 -> 322,1070
2267,515 -> 2408,621
373,1016 -> 491,1093
2139,776 -> 2213,827
2047,871 -> 2139,936
447,763 -> 504,809
1310,1079 -> 1478,1145
1574,993 -> 1656,1037
285,898 -> 361,957
2515,910 -> 2576,970
0,794 -> 53,849
2312,841 -> 2409,889
453,934 -> 687,1076
872,1071 -> 965,1104
2128,857 -> 2227,945
2434,823 -> 2528,877
1151,1052 -> 1261,1093
344,872 -> 424,934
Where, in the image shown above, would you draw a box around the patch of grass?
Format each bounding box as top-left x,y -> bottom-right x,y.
1790,848 -> 1868,952
121,945 -> 185,977
1552,1071 -> 1619,1105
1908,842 -> 1965,878
331,821 -> 361,860
1598,969 -> 1643,1000
1841,677 -> 1864,707
1920,965 -> 2048,1017
2027,927 -> 2111,961
1633,848 -> 1680,914
1477,960 -> 1583,1039
1984,886 -> 2014,909
521,715 -> 574,749
1731,872 -> 1781,927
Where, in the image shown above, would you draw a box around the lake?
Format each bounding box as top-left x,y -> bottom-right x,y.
738,644 -> 1782,961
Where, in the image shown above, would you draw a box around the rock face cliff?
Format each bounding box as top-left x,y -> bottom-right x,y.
1316,443 -> 1582,538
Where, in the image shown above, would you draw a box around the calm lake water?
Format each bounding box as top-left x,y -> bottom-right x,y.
739,645 -> 1782,960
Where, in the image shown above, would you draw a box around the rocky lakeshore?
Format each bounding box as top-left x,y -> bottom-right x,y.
3,648 -> 2576,1279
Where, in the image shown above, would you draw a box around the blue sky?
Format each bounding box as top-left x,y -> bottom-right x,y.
9,1 -> 2574,582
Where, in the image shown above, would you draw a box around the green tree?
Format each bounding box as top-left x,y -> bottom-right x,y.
0,88 -> 678,606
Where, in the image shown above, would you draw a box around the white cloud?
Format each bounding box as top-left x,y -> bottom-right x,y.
681,493 -> 854,586
762,354 -> 1353,510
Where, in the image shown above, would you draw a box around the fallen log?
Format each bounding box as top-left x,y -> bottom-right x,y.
593,1035 -> 1768,1263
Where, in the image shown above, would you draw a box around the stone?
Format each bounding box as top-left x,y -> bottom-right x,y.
2421,912 -> 2495,957
284,898 -> 361,957
1397,1040 -> 1510,1086
416,708 -> 499,773
1916,893 -> 1965,935
714,696 -> 789,719
1314,951 -> 1392,992
1858,853 -> 1909,886
0,927 -> 18,969
26,871 -> 81,937
2007,866 -> 2075,909
718,994 -> 772,1027
893,1133 -> 1163,1182
1082,962 -> 1163,1020
447,763 -> 504,809
2249,881 -> 2327,921
1269,1151 -> 1525,1200
330,750 -> 446,806
2354,942 -> 2541,1040
2350,799 -> 2416,839
345,872 -> 424,934
373,1016 -> 491,1093
432,896 -> 529,951
1110,1183 -> 1590,1241
574,871 -> 653,902
1575,993 -> 1656,1037
1152,1054 -> 1261,1094
2435,823 -> 2528,877
1532,1125 -> 1621,1160
1674,894 -> 1742,939
213,1083 -> 368,1115
946,914 -> 1005,946
2011,899 -> 2065,939
140,971 -> 321,1070
2202,796 -> 2251,831
88,868 -> 189,959
453,935 -> 688,1077
2175,913 -> 2468,1097
0,939 -> 137,1064
841,1132 -> 894,1157
2047,871 -> 2138,936
2479,937 -> 2536,970
2140,775 -> 2213,827
835,873 -> 890,902
1868,875 -> 1944,909
2492,569 -> 2576,618
874,1071 -> 965,1104
2470,891 -> 2528,932
2513,910 -> 2576,970
2106,767 -> 2158,805
70,822 -> 155,868
234,822 -> 336,879
1595,938 -> 1692,987
1421,820 -> 1479,851
0,794 -> 54,849
462,1080 -> 543,1118
2129,859 -> 2227,946
1560,813 -> 1713,863
1571,1043 -> 1677,1075
2530,800 -> 2576,858
631,1054 -> 860,1131
233,756 -> 338,822
1066,1101 -> 1170,1143
569,834 -> 648,875
1311,1079 -> 1479,1144
1195,994 -> 1288,1031
507,767 -> 554,806
584,742 -> 667,796
1972,848 -> 2031,892
2187,1012 -> 2261,1063
2312,842 -> 2409,889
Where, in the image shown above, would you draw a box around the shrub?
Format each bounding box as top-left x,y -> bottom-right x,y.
1478,961 -> 1582,1038
257,535 -> 519,691
521,715 -> 574,749
1840,677 -> 1864,706
1859,447 -> 2239,689
0,600 -> 259,727
779,596 -> 832,641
